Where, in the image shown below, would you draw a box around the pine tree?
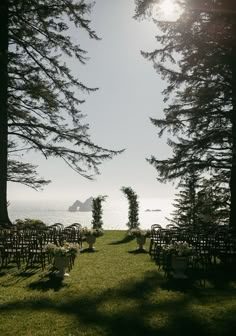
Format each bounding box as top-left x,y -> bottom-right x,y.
169,174 -> 230,232
168,171 -> 199,230
0,0 -> 123,226
195,177 -> 230,228
134,0 -> 236,229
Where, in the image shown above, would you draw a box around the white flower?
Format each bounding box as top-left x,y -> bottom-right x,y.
163,241 -> 192,256
45,241 -> 79,257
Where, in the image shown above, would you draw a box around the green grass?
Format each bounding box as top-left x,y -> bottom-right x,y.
1,230 -> 236,336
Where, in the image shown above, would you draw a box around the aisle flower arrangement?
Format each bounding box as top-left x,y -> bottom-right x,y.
45,241 -> 79,277
45,241 -> 79,257
81,227 -> 104,250
163,241 -> 192,256
81,227 -> 104,238
162,241 -> 193,279
128,227 -> 151,251
128,227 -> 151,238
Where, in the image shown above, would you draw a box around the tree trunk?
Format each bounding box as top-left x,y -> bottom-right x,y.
229,2 -> 236,230
230,46 -> 236,231
0,0 -> 11,227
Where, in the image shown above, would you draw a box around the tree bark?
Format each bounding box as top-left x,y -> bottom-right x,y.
230,43 -> 236,231
0,0 -> 11,227
229,0 -> 236,231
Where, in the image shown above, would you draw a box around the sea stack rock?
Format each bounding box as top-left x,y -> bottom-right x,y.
79,197 -> 93,212
68,197 -> 93,212
68,200 -> 83,212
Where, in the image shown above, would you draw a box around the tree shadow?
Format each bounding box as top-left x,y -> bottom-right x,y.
161,276 -> 201,293
1,269 -> 236,335
160,263 -> 236,293
200,263 -> 236,290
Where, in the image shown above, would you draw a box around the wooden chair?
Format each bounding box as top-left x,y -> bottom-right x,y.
26,237 -> 48,270
2,233 -> 24,269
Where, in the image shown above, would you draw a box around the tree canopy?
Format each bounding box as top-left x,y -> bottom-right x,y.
8,0 -> 122,181
134,0 -> 236,229
0,0 -> 123,226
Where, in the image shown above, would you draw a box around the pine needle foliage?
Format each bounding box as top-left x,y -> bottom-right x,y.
134,0 -> 236,228
168,173 -> 230,231
7,0 -> 122,182
0,0 -> 124,225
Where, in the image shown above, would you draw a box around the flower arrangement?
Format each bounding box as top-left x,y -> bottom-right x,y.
45,241 -> 79,257
81,227 -> 104,238
163,241 -> 192,256
128,227 -> 151,238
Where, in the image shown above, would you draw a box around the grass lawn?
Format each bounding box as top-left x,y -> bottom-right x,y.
1,230 -> 236,336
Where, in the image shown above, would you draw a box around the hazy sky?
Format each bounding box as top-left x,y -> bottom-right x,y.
8,0 -> 177,203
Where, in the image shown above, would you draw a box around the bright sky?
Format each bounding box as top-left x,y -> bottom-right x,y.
8,0 -> 177,203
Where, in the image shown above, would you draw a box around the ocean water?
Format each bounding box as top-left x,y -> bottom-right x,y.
8,198 -> 174,230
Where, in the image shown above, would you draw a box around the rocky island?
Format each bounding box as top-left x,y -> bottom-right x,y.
68,197 -> 93,212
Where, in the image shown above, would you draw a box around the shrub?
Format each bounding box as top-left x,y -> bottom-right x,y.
14,218 -> 46,230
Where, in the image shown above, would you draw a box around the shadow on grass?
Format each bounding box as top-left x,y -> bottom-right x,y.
28,272 -> 67,292
161,263 -> 236,293
0,266 -> 40,286
109,234 -> 134,245
161,276 -> 201,293
0,265 -> 17,275
2,270 -> 236,335
200,263 -> 236,290
12,269 -> 39,281
128,249 -> 148,254
80,248 -> 98,253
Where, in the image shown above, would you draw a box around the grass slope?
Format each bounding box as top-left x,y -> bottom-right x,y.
1,230 -> 236,336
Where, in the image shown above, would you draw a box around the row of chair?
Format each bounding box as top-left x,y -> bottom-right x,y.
149,224 -> 236,271
0,223 -> 83,270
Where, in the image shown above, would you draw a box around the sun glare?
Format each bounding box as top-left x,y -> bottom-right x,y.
155,0 -> 183,21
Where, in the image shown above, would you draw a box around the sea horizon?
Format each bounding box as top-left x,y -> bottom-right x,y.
8,197 -> 174,230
